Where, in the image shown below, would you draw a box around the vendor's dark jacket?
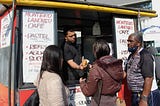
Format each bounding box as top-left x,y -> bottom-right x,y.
80,55 -> 123,96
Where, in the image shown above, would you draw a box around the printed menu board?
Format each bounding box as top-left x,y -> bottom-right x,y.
0,10 -> 13,48
114,18 -> 135,59
22,9 -> 55,83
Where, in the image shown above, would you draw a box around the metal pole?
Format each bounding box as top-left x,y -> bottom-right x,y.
8,0 -> 16,106
138,9 -> 142,31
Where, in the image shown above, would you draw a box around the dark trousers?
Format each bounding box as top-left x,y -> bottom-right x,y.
131,92 -> 141,106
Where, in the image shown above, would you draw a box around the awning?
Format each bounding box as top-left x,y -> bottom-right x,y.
0,0 -> 157,17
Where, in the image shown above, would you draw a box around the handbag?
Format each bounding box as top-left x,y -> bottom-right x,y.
23,89 -> 39,106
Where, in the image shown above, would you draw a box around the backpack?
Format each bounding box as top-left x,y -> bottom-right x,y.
142,47 -> 160,81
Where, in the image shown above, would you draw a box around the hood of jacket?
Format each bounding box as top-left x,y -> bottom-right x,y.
95,55 -> 123,82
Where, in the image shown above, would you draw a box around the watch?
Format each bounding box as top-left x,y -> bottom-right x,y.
140,95 -> 148,102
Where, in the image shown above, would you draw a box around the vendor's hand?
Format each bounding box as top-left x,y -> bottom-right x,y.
79,63 -> 87,70
79,77 -> 86,83
81,58 -> 89,68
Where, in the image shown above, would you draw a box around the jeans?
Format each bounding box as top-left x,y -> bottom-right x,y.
132,89 -> 160,106
148,89 -> 160,106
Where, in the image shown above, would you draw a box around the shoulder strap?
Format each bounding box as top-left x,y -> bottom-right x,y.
128,54 -> 132,60
93,79 -> 103,106
125,54 -> 132,72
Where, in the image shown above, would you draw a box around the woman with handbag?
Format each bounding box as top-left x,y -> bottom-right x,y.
34,45 -> 69,106
79,40 -> 124,106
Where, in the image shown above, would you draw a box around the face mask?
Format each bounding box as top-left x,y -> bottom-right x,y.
128,46 -> 138,53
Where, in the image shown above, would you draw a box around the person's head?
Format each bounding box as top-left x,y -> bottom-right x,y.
40,45 -> 63,79
93,39 -> 110,59
127,31 -> 143,54
64,29 -> 76,43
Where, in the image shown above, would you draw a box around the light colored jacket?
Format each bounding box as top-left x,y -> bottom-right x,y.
34,71 -> 69,106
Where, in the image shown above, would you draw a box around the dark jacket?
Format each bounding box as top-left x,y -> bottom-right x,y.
80,55 -> 123,105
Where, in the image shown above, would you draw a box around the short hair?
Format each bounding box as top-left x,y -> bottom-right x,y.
130,31 -> 143,43
39,45 -> 63,80
93,39 -> 110,59
63,28 -> 75,37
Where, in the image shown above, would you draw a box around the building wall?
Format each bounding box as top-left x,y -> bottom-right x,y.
141,0 -> 160,28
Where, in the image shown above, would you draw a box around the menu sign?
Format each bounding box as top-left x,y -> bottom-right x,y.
114,18 -> 135,59
22,9 -> 55,83
0,11 -> 13,48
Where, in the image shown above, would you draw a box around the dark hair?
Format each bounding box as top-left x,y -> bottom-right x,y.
93,39 -> 110,59
62,28 -> 77,46
39,45 -> 63,81
130,31 -> 143,43
63,28 -> 75,37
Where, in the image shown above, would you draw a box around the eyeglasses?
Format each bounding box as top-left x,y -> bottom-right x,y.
68,34 -> 76,37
